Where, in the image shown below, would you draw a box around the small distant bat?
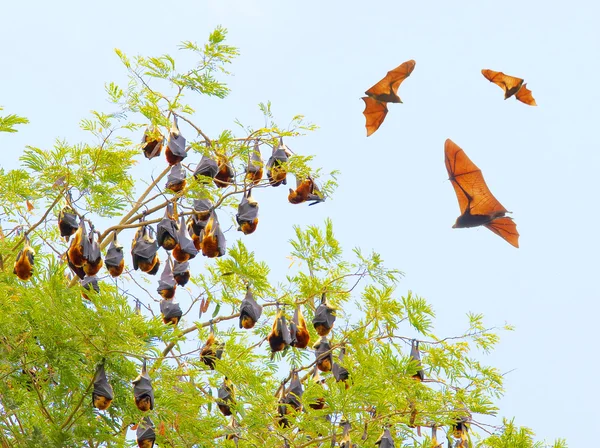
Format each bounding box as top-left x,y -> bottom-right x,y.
375,428 -> 395,447
136,416 -> 156,448
165,118 -> 187,165
289,306 -> 310,349
104,235 -> 124,277
266,138 -> 290,187
245,141 -> 263,185
362,59 -> 416,136
58,207 -> 78,241
444,139 -> 519,248
13,236 -> 35,281
132,360 -> 154,412
313,294 -> 336,337
200,333 -> 224,369
314,337 -> 333,372
141,126 -> 164,159
481,69 -> 537,106
288,176 -> 324,205
165,162 -> 187,192
131,225 -> 160,274
157,257 -> 176,299
268,309 -> 292,353
156,204 -> 178,251
193,155 -> 219,180
160,299 -> 182,325
217,378 -> 235,416
172,214 -> 199,263
172,260 -> 190,286
214,154 -> 235,188
201,211 -> 226,258
92,363 -> 114,411
236,190 -> 259,235
239,286 -> 262,329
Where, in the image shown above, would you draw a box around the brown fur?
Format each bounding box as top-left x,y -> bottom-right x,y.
165,147 -> 183,166
13,247 -> 34,281
93,394 -> 112,411
239,218 -> 259,235
174,271 -> 190,287
240,315 -> 256,329
142,134 -> 163,159
159,287 -> 176,300
166,179 -> 186,193
245,168 -> 263,185
214,157 -> 234,188
317,357 -> 332,373
58,219 -> 77,240
135,395 -> 152,412
201,236 -> 219,258
288,178 -> 314,204
107,259 -> 125,277
68,227 -> 85,267
138,255 -> 160,275
137,438 -> 155,448
160,235 -> 177,251
172,244 -> 191,263
162,315 -> 180,326
268,166 -> 287,186
314,323 -> 332,337
293,310 -> 310,349
83,258 -> 103,277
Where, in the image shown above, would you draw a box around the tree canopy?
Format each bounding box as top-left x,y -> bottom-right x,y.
0,27 -> 566,448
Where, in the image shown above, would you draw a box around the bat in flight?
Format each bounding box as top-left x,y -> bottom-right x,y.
481,69 -> 537,106
362,59 -> 416,136
444,139 -> 519,248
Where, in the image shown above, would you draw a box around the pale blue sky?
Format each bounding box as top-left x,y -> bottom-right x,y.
2,0 -> 598,445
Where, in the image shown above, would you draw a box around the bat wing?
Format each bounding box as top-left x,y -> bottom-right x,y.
365,59 -> 415,102
444,139 -> 507,217
484,217 -> 519,248
362,97 -> 388,137
481,69 -> 524,99
515,83 -> 537,106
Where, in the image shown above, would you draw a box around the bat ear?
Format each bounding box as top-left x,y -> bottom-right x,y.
288,188 -> 294,194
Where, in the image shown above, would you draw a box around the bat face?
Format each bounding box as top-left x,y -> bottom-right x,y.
93,394 -> 112,410
107,259 -> 125,278
481,69 -> 537,106
137,439 -> 155,448
135,395 -> 153,412
365,59 -> 416,103
444,139 -> 519,248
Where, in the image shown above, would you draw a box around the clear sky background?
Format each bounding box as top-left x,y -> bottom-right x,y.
1,1 -> 598,446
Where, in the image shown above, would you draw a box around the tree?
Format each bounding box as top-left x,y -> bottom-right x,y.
0,27 -> 566,448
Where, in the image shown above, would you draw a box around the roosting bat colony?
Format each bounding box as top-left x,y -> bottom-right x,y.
9,59 -> 534,447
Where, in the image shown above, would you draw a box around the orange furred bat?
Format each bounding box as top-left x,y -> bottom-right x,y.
444,139 -> 519,248
13,239 -> 35,281
362,59 -> 415,136
214,155 -> 235,188
200,333 -> 224,369
481,69 -> 537,106
68,220 -> 86,267
288,176 -> 324,205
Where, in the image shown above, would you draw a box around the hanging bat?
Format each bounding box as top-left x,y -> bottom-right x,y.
82,227 -> 103,276
266,138 -> 290,187
431,427 -> 442,448
236,190 -> 259,235
131,225 -> 161,274
104,234 -> 124,277
362,59 -> 416,136
444,139 -> 519,248
313,294 -> 336,337
157,257 -> 177,299
376,428 -> 395,448
193,155 -> 219,180
165,118 -> 187,166
239,286 -> 263,329
13,237 -> 35,281
81,275 -> 100,300
156,203 -> 178,251
308,366 -> 326,410
288,176 -> 325,205
132,359 -> 154,412
340,421 -> 352,448
68,219 -> 87,267
172,214 -> 199,262
92,362 -> 114,411
314,337 -> 333,372
245,141 -> 263,185
214,154 -> 235,188
268,309 -> 292,354
277,385 -> 291,428
481,69 -> 537,106
201,211 -> 226,258
141,126 -> 164,160
160,299 -> 182,325
136,416 -> 156,448
217,377 -> 236,416
451,415 -> 471,448
332,347 -> 350,387
408,339 -> 424,430
165,162 -> 187,192
172,260 -> 190,286
225,417 -> 240,444
66,253 -> 86,280
200,333 -> 224,369
58,207 -> 78,241
284,371 -> 303,412
289,306 -> 310,349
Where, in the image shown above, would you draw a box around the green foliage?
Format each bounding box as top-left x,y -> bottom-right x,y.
0,27 -> 564,448
0,106 -> 28,133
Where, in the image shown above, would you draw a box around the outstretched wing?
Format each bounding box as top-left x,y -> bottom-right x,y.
365,60 -> 415,103
444,139 -> 507,217
485,217 -> 519,248
362,97 -> 388,137
481,69 -> 524,99
515,83 -> 537,106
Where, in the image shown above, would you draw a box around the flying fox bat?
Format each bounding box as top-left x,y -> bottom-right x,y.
236,190 -> 259,235
444,139 -> 519,248
92,363 -> 114,410
239,286 -> 262,329
481,69 -> 537,106
13,236 -> 35,281
289,306 -> 310,349
362,59 -> 416,136
245,141 -> 263,185
165,118 -> 187,165
104,234 -> 124,277
141,126 -> 164,159
132,360 -> 154,412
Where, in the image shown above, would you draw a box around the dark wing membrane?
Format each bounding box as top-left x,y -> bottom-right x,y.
515,83 -> 537,106
484,217 -> 519,248
444,139 -> 507,217
362,97 -> 388,137
481,69 -> 524,97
